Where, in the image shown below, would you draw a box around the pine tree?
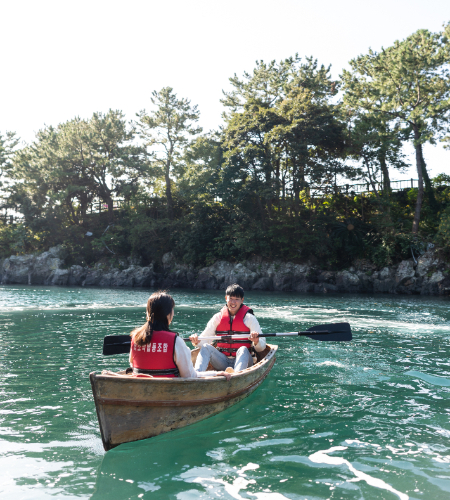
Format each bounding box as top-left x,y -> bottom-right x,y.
137,87 -> 202,219
342,24 -> 450,234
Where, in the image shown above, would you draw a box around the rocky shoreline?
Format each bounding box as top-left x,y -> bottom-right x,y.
1,247 -> 450,296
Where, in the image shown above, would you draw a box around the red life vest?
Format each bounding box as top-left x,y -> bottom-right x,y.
131,330 -> 179,377
215,304 -> 254,357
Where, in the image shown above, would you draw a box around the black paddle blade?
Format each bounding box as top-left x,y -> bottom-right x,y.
306,322 -> 352,342
103,335 -> 132,355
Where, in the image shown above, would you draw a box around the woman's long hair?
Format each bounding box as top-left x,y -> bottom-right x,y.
131,291 -> 175,346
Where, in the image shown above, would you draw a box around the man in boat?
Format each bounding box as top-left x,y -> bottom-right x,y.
189,283 -> 266,373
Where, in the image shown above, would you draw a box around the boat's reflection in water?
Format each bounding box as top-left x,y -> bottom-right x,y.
90,402 -> 276,500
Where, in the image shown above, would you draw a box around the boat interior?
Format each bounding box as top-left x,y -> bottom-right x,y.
101,344 -> 274,378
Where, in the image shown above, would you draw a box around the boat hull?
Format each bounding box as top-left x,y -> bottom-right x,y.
90,344 -> 277,451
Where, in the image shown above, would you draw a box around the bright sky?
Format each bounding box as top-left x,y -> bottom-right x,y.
1,0 -> 449,180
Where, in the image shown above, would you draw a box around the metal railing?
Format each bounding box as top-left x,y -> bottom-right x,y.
0,178 -> 445,224
310,178 -> 420,196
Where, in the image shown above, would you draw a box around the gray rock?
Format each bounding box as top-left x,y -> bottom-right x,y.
373,278 -> 395,293
2,254 -> 35,284
47,245 -> 65,259
162,252 -> 176,269
353,258 -> 377,273
268,262 -> 310,292
314,283 -> 338,293
133,266 -> 156,287
68,265 -> 87,286
198,261 -> 258,290
111,268 -> 133,287
33,250 -> 63,284
227,263 -> 258,289
379,267 -> 392,280
194,270 -> 219,289
83,270 -> 104,286
430,270 -> 445,283
372,266 -> 396,293
416,251 -> 438,277
2,244 -> 450,296
395,260 -> 415,287
293,280 -> 314,293
273,273 -> 293,291
421,270 -> 446,295
357,271 -> 374,292
317,271 -> 336,284
162,262 -> 196,288
127,254 -> 143,267
49,268 -> 70,286
98,271 -> 114,287
251,277 -> 273,290
336,270 -> 361,291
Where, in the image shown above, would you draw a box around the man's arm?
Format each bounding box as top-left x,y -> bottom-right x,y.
244,314 -> 266,351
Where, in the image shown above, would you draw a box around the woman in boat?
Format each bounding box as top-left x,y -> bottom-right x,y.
130,291 -> 231,380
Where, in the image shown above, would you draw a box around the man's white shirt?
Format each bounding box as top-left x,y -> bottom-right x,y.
197,310 -> 266,352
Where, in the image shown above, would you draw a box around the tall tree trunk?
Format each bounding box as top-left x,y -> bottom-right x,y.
265,165 -> 272,217
379,152 -> 391,192
252,164 -> 266,228
363,155 -> 382,204
379,150 -> 391,216
292,157 -> 299,217
106,195 -> 114,223
165,159 -> 174,220
412,127 -> 424,235
416,141 -> 438,213
275,157 -> 280,207
79,191 -> 90,225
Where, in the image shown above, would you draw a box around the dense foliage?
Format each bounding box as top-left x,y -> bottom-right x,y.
1,26 -> 450,269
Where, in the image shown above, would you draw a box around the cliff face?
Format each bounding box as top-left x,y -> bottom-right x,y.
1,247 -> 450,296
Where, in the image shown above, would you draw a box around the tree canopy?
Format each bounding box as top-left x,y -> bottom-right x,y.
1,25 -> 450,268
342,24 -> 450,233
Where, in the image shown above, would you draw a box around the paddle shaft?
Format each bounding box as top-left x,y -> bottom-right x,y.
102,322 -> 352,355
184,331 -> 336,341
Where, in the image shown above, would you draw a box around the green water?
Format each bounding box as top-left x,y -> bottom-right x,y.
1,286 -> 450,500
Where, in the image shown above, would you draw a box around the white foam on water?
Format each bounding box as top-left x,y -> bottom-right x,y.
0,302 -> 147,313
178,463 -> 290,500
240,463 -> 259,473
309,446 -> 409,500
317,361 -> 346,368
137,481 -> 160,492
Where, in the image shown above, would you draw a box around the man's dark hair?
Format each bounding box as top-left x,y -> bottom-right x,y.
225,283 -> 244,298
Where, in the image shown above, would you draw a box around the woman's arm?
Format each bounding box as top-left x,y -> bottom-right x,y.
174,338 -> 230,379
129,337 -> 134,366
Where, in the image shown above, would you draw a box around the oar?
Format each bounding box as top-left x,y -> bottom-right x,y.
102,322 -> 351,356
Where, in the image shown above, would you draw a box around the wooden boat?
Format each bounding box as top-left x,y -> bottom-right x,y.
90,344 -> 277,451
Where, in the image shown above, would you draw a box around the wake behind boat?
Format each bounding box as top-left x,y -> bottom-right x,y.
90,345 -> 277,451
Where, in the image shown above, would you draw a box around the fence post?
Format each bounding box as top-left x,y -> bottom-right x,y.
411,178 -> 413,188
10,215 -> 13,224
